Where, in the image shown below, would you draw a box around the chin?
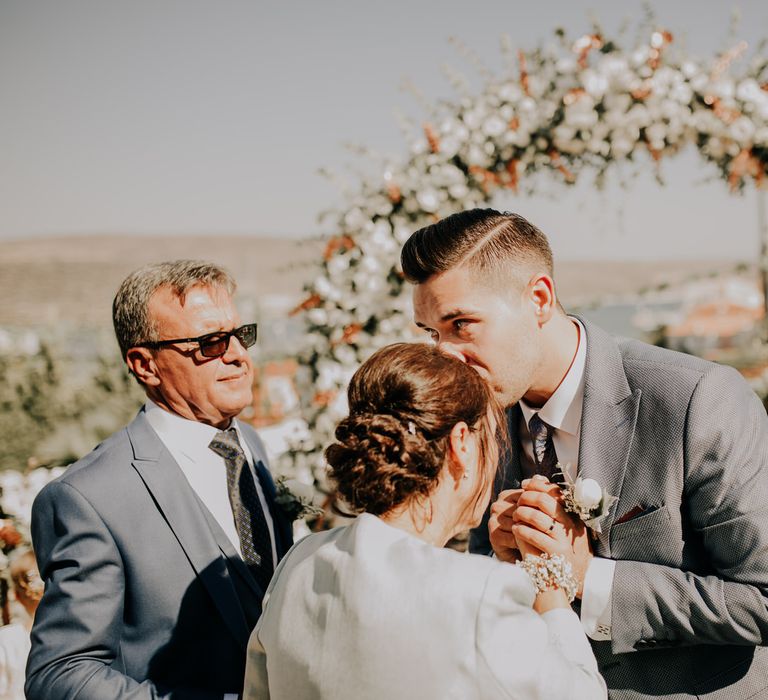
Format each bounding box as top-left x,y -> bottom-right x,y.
216,388 -> 253,418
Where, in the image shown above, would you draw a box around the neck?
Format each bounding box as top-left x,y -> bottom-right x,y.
145,392 -> 232,429
380,494 -> 458,548
523,314 -> 580,408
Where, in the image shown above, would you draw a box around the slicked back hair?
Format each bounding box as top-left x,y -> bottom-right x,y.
112,260 -> 236,360
401,209 -> 554,290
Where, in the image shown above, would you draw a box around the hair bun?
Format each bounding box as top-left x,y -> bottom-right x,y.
325,412 -> 442,516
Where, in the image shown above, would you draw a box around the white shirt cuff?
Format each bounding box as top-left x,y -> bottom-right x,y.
224,694 -> 239,700
580,556 -> 615,641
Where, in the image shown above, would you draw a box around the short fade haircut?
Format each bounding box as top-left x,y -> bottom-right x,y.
401,209 -> 554,288
113,260 -> 236,360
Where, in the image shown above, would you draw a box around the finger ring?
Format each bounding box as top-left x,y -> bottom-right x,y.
548,520 -> 555,532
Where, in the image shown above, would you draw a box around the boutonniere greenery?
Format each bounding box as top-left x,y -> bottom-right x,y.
274,477 -> 324,522
557,466 -> 617,534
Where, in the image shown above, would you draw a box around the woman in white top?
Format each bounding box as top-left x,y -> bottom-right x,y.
244,343 -> 606,700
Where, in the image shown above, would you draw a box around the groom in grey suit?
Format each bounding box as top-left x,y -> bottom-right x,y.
26,260 -> 293,700
403,209 -> 768,699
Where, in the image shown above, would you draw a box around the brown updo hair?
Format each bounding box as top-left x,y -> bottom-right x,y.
325,342 -> 506,516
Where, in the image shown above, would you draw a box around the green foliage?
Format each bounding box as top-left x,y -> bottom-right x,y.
0,343 -> 143,471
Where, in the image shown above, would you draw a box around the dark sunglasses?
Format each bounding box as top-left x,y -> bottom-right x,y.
139,323 -> 258,358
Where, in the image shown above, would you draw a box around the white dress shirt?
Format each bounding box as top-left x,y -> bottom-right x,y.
518,318 -> 616,641
144,400 -> 278,568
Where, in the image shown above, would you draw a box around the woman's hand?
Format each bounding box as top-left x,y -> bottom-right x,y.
488,488 -> 523,562
512,475 -> 593,599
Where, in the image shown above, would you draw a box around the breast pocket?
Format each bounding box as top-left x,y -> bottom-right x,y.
610,505 -> 676,561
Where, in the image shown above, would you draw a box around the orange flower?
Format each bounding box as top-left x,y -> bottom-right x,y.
548,150 -> 575,183
574,34 -> 603,69
290,294 -> 322,316
563,88 -> 586,106
313,390 -> 336,407
518,50 -> 530,95
423,123 -> 440,153
0,523 -> 22,550
728,148 -> 765,192
470,165 -> 502,193
331,323 -> 363,347
386,183 -> 402,204
505,160 -> 520,193
323,234 -> 356,261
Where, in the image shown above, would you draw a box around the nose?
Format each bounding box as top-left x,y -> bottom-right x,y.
222,334 -> 250,363
436,340 -> 467,363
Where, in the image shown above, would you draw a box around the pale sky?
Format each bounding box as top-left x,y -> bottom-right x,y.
1,0 -> 767,260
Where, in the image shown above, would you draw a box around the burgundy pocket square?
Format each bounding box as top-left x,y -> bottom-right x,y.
614,504 -> 658,526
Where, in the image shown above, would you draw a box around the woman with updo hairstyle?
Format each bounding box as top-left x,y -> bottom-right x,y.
244,344 -> 605,700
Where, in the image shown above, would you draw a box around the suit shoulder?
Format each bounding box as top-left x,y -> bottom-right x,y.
50,426 -> 135,492
616,336 -> 743,393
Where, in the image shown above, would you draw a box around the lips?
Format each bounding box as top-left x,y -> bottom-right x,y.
219,372 -> 250,383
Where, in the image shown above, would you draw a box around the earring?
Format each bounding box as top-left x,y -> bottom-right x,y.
463,469 -> 470,480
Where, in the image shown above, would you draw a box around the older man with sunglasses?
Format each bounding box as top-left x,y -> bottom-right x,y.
26,261 -> 293,700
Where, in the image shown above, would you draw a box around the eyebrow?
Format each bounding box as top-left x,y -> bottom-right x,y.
414,308 -> 476,328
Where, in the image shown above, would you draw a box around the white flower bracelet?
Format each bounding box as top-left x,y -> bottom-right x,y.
516,553 -> 578,603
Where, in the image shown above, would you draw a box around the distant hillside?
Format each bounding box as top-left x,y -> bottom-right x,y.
0,233 -> 745,328
0,235 -> 323,328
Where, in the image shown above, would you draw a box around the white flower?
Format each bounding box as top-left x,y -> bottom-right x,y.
582,69 -> 609,99
557,467 -> 618,534
573,478 -> 603,510
483,115 -> 507,137
730,116 -> 756,145
610,135 -> 635,158
281,478 -> 315,502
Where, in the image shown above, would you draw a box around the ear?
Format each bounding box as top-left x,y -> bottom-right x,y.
447,421 -> 474,485
126,347 -> 160,387
527,273 -> 557,326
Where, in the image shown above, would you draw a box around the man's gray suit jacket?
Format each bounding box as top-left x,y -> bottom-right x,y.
25,409 -> 293,700
471,319 -> 768,700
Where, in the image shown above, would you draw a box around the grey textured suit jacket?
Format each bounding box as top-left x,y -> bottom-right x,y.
25,408 -> 293,700
471,319 -> 768,700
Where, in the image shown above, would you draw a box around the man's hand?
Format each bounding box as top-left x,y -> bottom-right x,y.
488,488 -> 523,562
512,475 -> 593,598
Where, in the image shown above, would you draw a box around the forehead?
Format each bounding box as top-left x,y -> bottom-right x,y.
148,284 -> 237,332
412,267 -> 508,323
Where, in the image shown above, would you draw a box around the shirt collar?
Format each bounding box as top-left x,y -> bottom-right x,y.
519,317 -> 587,436
144,399 -> 239,461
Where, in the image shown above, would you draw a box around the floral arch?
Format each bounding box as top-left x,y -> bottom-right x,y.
280,24 -> 768,490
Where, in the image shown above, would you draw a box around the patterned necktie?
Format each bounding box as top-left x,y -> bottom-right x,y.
209,428 -> 274,591
528,413 -> 560,482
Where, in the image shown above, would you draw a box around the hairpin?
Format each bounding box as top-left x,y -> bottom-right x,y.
407,421 -> 416,435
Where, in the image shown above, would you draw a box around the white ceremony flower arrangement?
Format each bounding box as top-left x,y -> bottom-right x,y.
281,16 -> 768,506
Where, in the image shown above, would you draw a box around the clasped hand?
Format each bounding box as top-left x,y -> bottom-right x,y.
488,474 -> 593,598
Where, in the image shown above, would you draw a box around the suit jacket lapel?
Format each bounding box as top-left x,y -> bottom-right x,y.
577,319 -> 641,557
126,411 -> 252,649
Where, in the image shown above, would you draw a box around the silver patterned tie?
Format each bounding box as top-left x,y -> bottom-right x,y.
209,428 -> 274,591
528,413 -> 560,481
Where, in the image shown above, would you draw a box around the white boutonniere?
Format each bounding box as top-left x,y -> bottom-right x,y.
557,466 -> 617,534
274,477 -> 325,521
